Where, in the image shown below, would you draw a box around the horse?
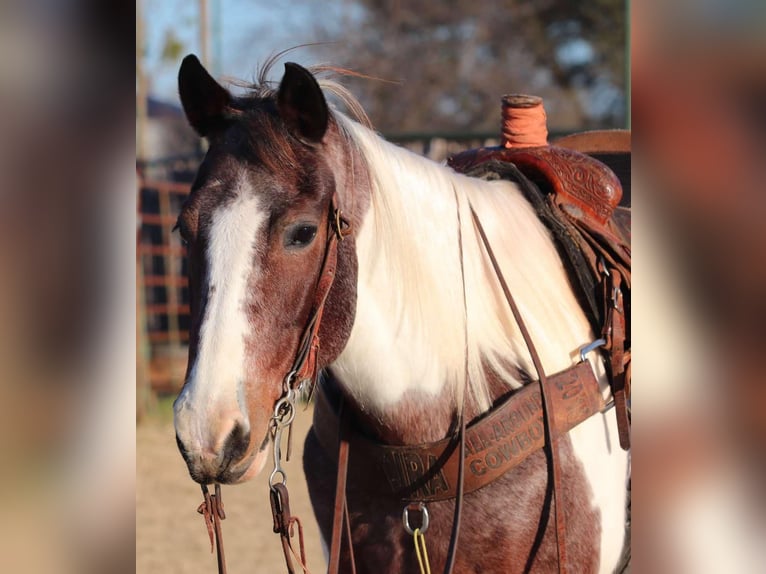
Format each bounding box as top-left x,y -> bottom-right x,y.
172,52 -> 630,573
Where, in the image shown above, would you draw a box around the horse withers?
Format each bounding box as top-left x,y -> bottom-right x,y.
172,53 -> 629,573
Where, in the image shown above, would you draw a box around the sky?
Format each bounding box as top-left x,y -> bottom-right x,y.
141,0 -> 347,103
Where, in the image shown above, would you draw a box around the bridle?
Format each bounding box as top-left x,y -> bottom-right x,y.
267,192 -> 352,574
196,191 -> 351,574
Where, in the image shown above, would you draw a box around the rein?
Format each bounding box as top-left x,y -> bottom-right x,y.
470,205 -> 569,572
197,483 -> 228,574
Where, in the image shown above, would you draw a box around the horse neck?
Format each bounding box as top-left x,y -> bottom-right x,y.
330,118 -> 599,443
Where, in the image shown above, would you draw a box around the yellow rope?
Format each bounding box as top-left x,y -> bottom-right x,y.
413,528 -> 431,574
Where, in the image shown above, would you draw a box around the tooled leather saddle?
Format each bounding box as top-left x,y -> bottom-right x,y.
447,130 -> 631,449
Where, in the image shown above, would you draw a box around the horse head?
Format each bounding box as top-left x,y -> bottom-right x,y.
172,55 -> 360,484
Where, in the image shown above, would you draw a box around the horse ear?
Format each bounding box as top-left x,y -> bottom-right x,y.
178,54 -> 231,137
277,62 -> 328,144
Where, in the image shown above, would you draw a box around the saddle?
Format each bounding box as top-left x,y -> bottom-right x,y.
447,129 -> 631,449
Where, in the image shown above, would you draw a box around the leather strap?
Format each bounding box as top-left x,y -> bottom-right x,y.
271,483 -> 310,573
442,184 -> 469,574
197,484 -> 228,574
443,412 -> 465,574
604,271 -> 630,450
289,193 -> 351,392
470,206 -> 568,573
328,398 -> 356,574
313,361 -> 603,501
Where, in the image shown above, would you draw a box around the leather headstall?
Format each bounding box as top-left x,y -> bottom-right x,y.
196,193 -> 351,574
287,192 -> 352,396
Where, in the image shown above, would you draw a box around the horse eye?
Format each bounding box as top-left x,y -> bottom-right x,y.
284,223 -> 318,248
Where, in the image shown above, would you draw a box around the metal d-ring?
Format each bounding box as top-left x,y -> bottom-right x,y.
402,502 -> 430,535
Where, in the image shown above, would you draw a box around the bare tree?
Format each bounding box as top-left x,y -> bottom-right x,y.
314,0 -> 626,133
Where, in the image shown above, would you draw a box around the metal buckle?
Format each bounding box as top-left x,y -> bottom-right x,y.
402,502 -> 430,535
579,338 -> 606,363
332,208 -> 345,240
599,256 -> 611,278
601,397 -> 615,413
331,207 -> 351,241
612,285 -> 622,313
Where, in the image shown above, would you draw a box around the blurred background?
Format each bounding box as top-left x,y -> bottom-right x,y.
0,0 -> 762,572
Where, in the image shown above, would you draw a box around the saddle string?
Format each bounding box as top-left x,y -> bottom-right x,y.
469,204 -> 568,574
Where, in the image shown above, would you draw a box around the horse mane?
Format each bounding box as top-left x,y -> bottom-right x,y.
334,108 -> 602,412
225,53 -> 594,412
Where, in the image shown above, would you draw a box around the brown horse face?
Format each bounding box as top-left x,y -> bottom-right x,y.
172,56 -> 353,484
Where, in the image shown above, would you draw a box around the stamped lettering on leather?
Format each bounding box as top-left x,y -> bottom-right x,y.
373,362 -> 600,500
381,452 -> 451,499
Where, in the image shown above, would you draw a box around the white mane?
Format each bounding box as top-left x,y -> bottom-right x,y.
331,112 -> 598,412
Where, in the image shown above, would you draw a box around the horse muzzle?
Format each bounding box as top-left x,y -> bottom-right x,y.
174,419 -> 250,482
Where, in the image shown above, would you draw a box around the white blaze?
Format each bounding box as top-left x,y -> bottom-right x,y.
174,187 -> 265,453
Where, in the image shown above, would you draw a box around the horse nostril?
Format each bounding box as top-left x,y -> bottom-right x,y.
221,422 -> 250,466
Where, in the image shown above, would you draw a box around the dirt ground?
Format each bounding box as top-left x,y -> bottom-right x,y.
137,406 -> 327,574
